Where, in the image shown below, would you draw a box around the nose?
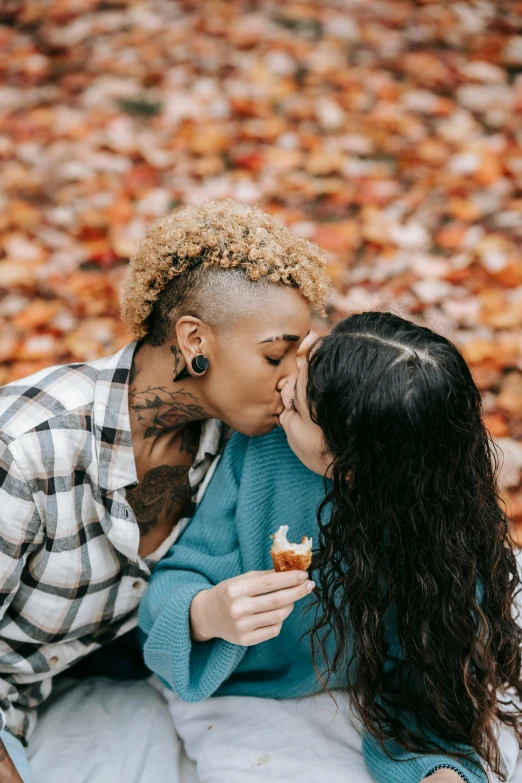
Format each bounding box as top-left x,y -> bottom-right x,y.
276,375 -> 288,392
276,353 -> 299,392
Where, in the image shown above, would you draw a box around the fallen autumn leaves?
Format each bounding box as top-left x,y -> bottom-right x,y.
0,0 -> 521,538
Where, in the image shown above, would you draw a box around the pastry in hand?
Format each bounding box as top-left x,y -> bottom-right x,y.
270,525 -> 312,572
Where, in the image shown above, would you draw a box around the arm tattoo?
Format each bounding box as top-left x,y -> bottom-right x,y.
0,740 -> 7,762
129,386 -> 206,439
126,465 -> 191,536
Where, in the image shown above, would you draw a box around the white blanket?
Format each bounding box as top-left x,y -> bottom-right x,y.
160,685 -> 522,783
27,676 -> 521,783
28,677 -> 198,783
27,550 -> 522,782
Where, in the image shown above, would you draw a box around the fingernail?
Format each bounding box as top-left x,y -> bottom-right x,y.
298,571 -> 308,581
306,581 -> 315,592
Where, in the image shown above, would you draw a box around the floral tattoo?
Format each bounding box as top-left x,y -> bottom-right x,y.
126,464 -> 192,536
129,386 -> 206,439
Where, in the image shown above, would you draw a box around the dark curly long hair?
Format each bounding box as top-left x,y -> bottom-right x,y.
306,311 -> 522,779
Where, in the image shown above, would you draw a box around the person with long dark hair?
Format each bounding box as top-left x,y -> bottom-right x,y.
140,311 -> 522,783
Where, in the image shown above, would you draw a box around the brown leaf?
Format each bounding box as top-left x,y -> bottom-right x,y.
13,300 -> 59,331
313,222 -> 361,255
497,373 -> 522,417
483,413 -> 509,438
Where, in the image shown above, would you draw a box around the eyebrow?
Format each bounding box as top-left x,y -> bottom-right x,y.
258,334 -> 301,344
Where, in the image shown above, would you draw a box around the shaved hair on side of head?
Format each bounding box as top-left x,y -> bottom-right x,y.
145,266 -> 280,346
121,200 -> 331,346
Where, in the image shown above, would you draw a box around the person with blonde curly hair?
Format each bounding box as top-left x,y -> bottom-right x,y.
0,200 -> 330,781
121,199 -> 329,443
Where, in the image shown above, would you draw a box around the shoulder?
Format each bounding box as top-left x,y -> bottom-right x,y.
230,427 -> 325,495
224,427 -> 294,471
0,362 -> 96,442
244,426 -> 310,472
230,429 -> 327,544
0,343 -> 134,442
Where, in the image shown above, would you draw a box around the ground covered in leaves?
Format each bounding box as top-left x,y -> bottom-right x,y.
0,0 -> 521,538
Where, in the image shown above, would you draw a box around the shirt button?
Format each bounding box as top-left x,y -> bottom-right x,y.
132,580 -> 142,590
49,656 -> 59,666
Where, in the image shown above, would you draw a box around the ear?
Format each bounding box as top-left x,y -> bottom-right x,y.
174,316 -> 214,373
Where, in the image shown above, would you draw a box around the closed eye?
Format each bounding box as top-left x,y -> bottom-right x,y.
288,397 -> 297,413
266,357 -> 283,366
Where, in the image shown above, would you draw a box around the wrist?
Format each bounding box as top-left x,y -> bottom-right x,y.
190,589 -> 214,643
427,777 -> 462,783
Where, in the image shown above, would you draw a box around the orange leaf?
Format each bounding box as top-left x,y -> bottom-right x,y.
483,413 -> 509,438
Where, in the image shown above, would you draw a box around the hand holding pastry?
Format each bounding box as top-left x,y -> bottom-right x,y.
190,569 -> 314,646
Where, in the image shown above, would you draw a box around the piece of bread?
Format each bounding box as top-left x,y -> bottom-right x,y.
270,525 -> 312,572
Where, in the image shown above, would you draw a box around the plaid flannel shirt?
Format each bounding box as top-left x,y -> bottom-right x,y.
0,341 -> 225,744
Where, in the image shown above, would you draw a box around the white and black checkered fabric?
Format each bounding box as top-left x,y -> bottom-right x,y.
0,341 -> 225,744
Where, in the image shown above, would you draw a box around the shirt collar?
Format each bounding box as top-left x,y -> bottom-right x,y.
194,417 -> 225,467
92,341 -> 139,496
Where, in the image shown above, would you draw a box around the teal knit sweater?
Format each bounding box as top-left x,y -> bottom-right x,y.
139,428 -> 486,783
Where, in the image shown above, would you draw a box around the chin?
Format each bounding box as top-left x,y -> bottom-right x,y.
235,420 -> 277,438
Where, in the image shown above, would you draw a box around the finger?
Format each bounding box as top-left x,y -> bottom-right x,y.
239,604 -> 294,631
222,572 -> 287,602
241,623 -> 282,647
249,580 -> 315,613
239,570 -> 278,580
239,570 -> 309,598
297,330 -> 320,358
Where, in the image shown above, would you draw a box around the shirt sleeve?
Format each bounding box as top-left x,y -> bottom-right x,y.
139,433 -> 249,702
362,731 -> 487,783
0,441 -> 43,731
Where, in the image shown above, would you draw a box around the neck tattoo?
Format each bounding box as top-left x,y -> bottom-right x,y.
171,345 -> 191,382
129,385 -> 206,439
127,350 -> 204,538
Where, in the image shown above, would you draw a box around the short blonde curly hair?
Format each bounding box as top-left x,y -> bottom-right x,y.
121,200 -> 331,343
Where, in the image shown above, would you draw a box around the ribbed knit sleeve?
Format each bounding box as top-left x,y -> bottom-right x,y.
139,433 -> 250,702
362,733 -> 487,783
